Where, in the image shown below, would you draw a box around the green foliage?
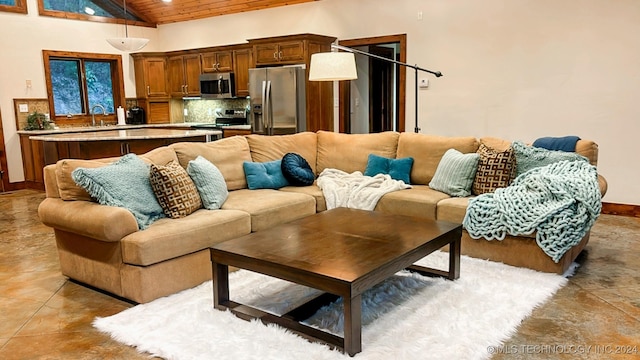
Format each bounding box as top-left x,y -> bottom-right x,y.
24,111 -> 52,131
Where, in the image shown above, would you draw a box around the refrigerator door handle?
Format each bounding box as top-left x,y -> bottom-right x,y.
266,80 -> 272,135
261,80 -> 267,132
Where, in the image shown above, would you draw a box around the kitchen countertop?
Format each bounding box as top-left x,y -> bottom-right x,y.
18,122 -> 250,135
28,128 -> 222,142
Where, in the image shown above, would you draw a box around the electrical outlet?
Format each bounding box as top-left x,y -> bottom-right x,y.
417,11 -> 423,20
19,104 -> 28,113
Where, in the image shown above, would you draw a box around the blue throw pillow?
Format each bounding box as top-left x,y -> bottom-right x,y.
364,154 -> 414,184
71,154 -> 165,230
281,153 -> 315,186
187,156 -> 228,210
243,160 -> 289,190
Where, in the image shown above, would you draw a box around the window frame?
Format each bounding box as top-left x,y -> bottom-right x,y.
0,0 -> 27,14
42,50 -> 126,126
37,0 -> 155,27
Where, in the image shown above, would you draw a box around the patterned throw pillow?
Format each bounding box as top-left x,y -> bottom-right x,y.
472,143 -> 516,195
429,149 -> 479,197
150,161 -> 202,218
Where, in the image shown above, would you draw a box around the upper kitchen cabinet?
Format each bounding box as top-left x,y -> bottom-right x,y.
131,53 -> 171,124
132,54 -> 169,99
201,50 -> 233,73
168,54 -> 202,97
233,47 -> 253,97
253,41 -> 305,65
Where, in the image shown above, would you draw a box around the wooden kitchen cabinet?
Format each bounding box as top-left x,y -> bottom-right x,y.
201,50 -> 233,73
132,53 -> 171,124
19,134 -> 44,190
168,54 -> 202,97
253,41 -> 305,65
233,48 -> 253,97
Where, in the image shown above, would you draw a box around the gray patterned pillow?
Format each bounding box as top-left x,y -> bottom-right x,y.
429,149 -> 479,197
150,160 -> 202,218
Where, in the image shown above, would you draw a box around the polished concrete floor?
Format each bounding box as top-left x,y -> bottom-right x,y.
1,190 -> 639,359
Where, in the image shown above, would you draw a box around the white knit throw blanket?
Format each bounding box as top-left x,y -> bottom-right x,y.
463,160 -> 601,263
316,168 -> 411,211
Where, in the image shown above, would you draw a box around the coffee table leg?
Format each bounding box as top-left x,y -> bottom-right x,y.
343,294 -> 362,356
213,262 -> 229,310
448,236 -> 461,280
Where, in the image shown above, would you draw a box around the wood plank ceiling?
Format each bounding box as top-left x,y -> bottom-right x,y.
126,0 -> 318,25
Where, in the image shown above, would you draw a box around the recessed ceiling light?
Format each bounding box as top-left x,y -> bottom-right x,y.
162,0 -> 172,3
84,6 -> 95,15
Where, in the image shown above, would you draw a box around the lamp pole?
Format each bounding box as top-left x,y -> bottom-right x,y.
331,44 -> 442,133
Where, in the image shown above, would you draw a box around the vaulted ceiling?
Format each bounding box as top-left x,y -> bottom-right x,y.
121,0 -> 318,26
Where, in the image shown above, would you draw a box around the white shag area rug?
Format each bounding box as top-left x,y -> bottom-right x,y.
94,251 -> 570,360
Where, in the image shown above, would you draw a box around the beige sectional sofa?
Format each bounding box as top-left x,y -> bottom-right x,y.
38,131 -> 607,303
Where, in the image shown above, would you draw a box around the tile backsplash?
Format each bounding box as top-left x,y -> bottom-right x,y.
183,98 -> 250,124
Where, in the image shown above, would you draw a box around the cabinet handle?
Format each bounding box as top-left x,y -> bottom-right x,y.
184,84 -> 188,94
279,51 -> 283,60
273,52 -> 278,60
146,85 -> 150,95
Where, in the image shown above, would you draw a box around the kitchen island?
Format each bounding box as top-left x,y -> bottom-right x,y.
20,127 -> 221,190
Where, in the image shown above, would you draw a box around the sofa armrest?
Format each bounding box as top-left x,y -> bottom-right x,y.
38,198 -> 138,242
598,174 -> 608,198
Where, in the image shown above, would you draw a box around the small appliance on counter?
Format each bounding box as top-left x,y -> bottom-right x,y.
126,106 -> 146,124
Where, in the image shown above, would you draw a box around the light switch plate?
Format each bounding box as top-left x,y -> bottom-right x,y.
19,104 -> 28,113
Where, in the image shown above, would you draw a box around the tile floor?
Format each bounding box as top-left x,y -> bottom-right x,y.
1,190 -> 639,359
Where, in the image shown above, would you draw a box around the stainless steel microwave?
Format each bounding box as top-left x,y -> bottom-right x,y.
199,72 -> 235,99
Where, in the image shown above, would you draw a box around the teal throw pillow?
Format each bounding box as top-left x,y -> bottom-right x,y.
187,156 -> 228,210
71,154 -> 165,230
243,160 -> 289,190
512,141 -> 588,177
429,149 -> 480,197
364,154 -> 414,184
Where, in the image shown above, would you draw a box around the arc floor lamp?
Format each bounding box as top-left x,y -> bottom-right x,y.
309,44 -> 442,133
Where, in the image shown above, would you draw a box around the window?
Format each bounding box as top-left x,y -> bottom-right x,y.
0,0 -> 27,14
43,50 -> 125,125
38,0 -> 153,26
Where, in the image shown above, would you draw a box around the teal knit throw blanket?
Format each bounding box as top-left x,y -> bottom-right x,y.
463,160 -> 601,263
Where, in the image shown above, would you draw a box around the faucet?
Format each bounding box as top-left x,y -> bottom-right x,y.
91,104 -> 107,127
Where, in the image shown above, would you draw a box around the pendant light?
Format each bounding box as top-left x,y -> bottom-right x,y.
107,0 -> 149,52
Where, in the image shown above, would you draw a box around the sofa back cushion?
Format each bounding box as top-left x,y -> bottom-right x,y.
140,146 -> 179,166
55,157 -> 117,201
316,131 -> 399,174
246,132 -> 318,174
575,140 -> 598,166
170,136 -> 252,191
397,133 -> 479,185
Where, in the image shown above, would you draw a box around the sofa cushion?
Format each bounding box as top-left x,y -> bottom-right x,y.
121,209 -> 251,266
246,132 -> 318,174
170,136 -> 252,191
397,133 -> 479,185
187,156 -> 228,210
472,143 -> 516,195
429,149 -> 480,197
222,189 -> 316,232
71,154 -> 165,230
150,161 -> 202,218
281,153 -> 315,186
316,131 -> 399,175
55,157 -> 116,201
140,146 -> 180,166
279,184 -> 326,212
374,185 -> 450,220
243,160 -> 289,190
364,154 -> 413,184
575,140 -> 598,166
512,141 -> 588,177
436,197 -> 471,223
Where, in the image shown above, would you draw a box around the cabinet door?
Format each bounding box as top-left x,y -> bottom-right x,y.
233,49 -> 253,97
144,58 -> 169,98
146,101 -> 171,124
201,52 -> 217,72
254,44 -> 280,65
168,56 -> 187,97
277,41 -> 305,63
216,51 -> 233,72
183,54 -> 202,96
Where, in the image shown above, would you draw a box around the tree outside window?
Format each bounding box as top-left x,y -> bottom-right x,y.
0,0 -> 27,14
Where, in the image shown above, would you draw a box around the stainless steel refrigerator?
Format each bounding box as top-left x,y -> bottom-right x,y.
249,66 -> 306,135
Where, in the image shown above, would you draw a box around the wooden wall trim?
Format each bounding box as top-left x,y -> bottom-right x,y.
601,202 -> 640,218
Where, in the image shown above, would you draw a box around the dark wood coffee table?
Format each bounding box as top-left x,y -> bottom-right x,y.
210,208 -> 461,356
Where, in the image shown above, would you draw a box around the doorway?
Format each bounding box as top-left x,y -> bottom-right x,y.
338,34 -> 407,134
0,108 -> 10,192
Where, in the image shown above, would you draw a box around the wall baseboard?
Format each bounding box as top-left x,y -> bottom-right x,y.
602,202 -> 640,218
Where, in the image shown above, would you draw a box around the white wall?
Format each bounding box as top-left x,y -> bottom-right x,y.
2,0 -> 639,206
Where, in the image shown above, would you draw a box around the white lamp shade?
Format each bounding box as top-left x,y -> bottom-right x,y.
308,52 -> 358,81
107,37 -> 150,52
